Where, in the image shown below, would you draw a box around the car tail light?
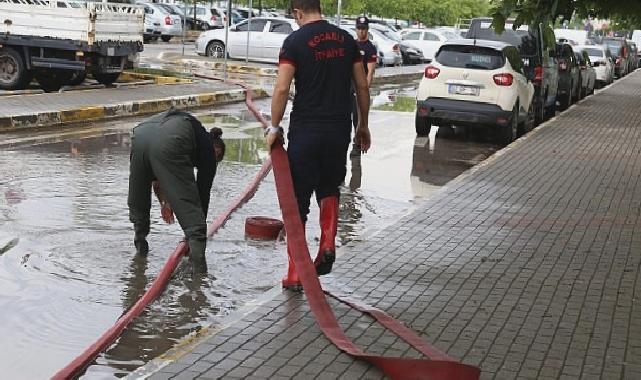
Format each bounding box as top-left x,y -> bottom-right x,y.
393,44 -> 399,52
616,57 -> 621,66
559,59 -> 568,70
165,16 -> 173,25
211,15 -> 217,22
534,65 -> 543,83
424,65 -> 440,79
493,73 -> 513,86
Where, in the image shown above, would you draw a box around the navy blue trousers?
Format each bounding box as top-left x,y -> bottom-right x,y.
287,122 -> 351,223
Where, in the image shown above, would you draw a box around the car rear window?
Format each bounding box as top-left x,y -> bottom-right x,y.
436,45 -> 505,70
583,48 -> 603,57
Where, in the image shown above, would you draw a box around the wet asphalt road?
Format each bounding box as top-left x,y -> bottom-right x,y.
0,86 -> 500,379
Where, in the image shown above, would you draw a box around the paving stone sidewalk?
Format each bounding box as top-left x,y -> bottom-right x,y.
144,72 -> 641,380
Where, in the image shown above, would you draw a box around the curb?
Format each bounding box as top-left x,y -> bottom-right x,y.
180,58 -> 278,77
0,88 -> 268,131
119,72 -> 193,85
375,71 -> 424,85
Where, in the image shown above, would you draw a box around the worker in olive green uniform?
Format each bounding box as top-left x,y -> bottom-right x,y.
127,108 -> 225,273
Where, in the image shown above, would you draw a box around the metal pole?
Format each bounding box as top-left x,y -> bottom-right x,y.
181,2 -> 186,56
224,0 -> 231,80
246,0 -> 252,63
336,0 -> 342,26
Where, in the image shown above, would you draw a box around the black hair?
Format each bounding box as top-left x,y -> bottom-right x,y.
209,127 -> 225,161
290,0 -> 321,13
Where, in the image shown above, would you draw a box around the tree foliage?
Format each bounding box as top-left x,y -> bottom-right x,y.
490,0 -> 641,32
225,0 -> 489,26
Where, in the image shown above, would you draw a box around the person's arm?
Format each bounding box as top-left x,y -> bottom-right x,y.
267,36 -> 297,149
366,62 -> 376,86
152,181 -> 175,224
192,119 -> 217,218
352,61 -> 371,153
267,63 -> 295,148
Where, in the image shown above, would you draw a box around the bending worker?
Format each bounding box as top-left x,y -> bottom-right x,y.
128,108 -> 225,273
266,0 -> 371,288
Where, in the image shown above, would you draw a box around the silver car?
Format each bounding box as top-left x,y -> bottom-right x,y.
195,17 -> 298,63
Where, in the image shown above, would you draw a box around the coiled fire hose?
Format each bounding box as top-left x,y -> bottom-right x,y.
52,76 -> 480,380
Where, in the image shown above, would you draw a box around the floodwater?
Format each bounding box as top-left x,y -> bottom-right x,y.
0,88 -> 499,379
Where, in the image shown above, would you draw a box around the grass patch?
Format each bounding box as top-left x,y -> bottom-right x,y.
372,95 -> 416,112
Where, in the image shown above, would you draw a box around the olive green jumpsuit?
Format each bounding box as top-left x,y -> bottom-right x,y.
127,109 -> 217,271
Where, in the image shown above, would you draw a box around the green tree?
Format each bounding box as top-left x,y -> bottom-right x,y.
490,0 -> 641,32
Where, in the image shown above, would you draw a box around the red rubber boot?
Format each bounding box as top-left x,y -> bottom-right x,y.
282,245 -> 303,290
314,196 -> 338,275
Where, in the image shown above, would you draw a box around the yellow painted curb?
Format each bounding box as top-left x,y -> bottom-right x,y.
120,72 -> 192,85
59,107 -> 106,123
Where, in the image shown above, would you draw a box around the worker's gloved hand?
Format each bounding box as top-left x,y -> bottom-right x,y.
161,203 -> 175,224
265,126 -> 285,150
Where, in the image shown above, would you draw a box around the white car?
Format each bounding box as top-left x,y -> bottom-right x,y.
186,5 -> 227,29
415,40 -> 535,144
400,28 -> 450,62
140,2 -> 182,42
577,45 -> 614,86
195,17 -> 297,63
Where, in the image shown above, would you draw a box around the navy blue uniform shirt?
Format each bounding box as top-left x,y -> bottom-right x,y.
357,39 -> 377,74
279,20 -> 362,124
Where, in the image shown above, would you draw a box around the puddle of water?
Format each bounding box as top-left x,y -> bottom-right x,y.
0,84 -> 499,379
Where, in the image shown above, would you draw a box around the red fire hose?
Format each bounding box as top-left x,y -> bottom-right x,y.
52,77 -> 480,379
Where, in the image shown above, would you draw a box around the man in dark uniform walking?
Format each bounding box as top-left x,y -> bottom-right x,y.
266,0 -> 371,288
351,16 -> 377,155
128,108 -> 225,274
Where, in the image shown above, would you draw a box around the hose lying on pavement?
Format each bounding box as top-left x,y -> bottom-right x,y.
53,75 -> 480,379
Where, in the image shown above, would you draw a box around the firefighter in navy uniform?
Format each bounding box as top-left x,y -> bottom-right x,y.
128,108 -> 225,274
351,16 -> 377,155
266,0 -> 371,288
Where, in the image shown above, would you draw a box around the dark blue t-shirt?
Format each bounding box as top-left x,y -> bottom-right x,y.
278,20 -> 362,124
357,39 -> 377,74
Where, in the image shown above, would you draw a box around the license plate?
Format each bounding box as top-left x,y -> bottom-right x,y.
448,84 -> 479,96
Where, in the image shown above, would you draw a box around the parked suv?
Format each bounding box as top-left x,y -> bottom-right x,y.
415,40 -> 535,144
466,18 -> 558,125
555,43 -> 581,110
602,37 -> 629,78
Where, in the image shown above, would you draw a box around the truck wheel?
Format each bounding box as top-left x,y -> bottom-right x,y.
92,71 -> 120,86
206,41 -> 226,58
161,35 -> 172,42
415,114 -> 431,136
69,71 -> 86,86
0,47 -> 31,90
35,70 -> 73,92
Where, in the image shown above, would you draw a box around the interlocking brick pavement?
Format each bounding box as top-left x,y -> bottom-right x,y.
145,71 -> 641,379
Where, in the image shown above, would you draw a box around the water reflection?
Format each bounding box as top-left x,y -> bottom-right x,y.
88,257 -> 214,377
411,135 -> 499,188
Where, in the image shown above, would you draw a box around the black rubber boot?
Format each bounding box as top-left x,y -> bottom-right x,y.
133,222 -> 149,256
134,239 -> 149,256
188,239 -> 208,274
